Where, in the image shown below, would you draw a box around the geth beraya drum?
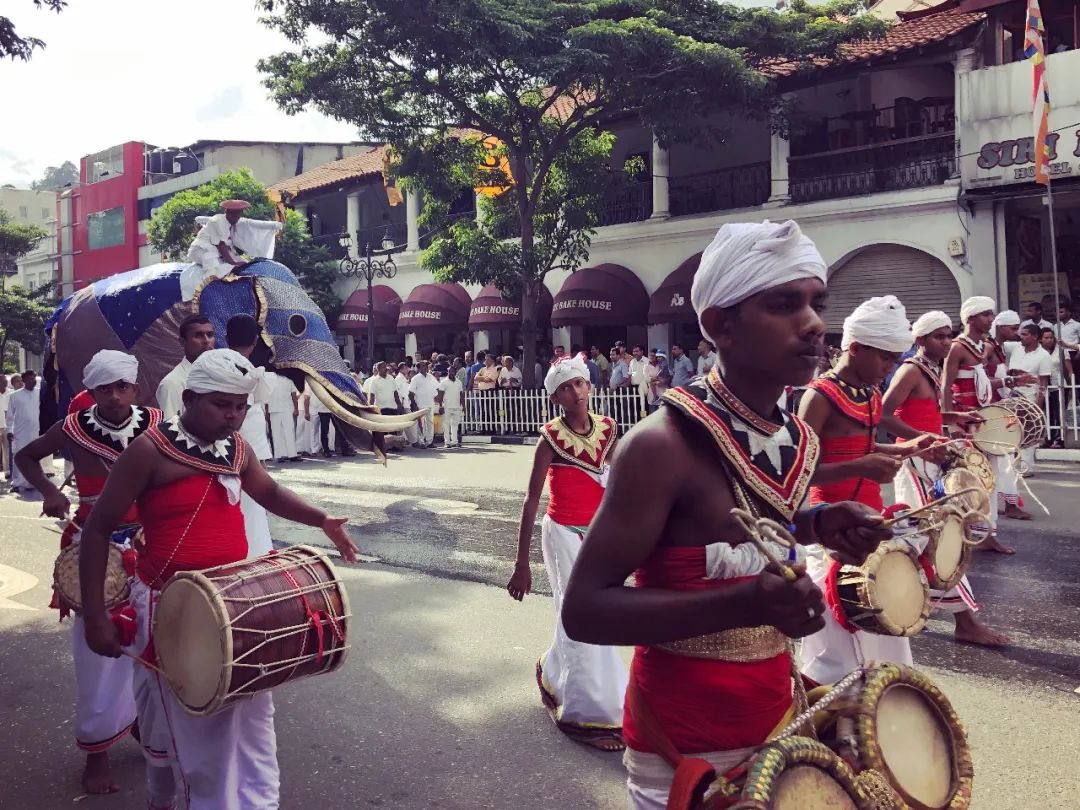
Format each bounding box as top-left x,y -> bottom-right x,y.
153,545 -> 350,716
813,663 -> 973,810
971,397 -> 1045,456
918,509 -> 978,591
53,542 -> 129,613
827,540 -> 931,637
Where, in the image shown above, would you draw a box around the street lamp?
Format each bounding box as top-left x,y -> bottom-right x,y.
338,228 -> 399,373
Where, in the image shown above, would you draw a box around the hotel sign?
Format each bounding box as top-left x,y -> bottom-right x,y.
969,130 -> 1080,186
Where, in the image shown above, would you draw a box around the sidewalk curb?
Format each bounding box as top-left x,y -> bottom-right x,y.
462,435 -> 540,446
1035,448 -> 1080,463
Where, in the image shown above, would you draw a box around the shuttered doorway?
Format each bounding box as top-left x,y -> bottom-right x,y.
825,244 -> 961,334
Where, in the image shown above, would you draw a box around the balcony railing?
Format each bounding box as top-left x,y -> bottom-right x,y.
793,99 -> 955,156
598,180 -> 653,226
789,133 -> 956,203
670,163 -> 770,216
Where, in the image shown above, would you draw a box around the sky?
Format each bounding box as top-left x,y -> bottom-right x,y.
0,0 -> 361,188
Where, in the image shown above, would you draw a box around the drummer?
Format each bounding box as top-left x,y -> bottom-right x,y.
13,350 -> 171,797
796,295 -> 942,685
882,311 -> 1010,647
560,220 -> 889,810
77,349 -> 358,810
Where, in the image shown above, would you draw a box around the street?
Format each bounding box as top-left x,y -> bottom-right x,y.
1,446 -> 1079,809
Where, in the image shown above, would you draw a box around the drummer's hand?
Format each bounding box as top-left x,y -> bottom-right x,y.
321,515 -> 358,563
854,452 -> 902,482
84,613 -> 123,658
752,563 -> 825,638
944,410 -> 983,433
41,490 -> 71,519
817,502 -> 889,566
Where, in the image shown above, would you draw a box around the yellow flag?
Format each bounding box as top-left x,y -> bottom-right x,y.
382,153 -> 404,207
475,137 -> 514,198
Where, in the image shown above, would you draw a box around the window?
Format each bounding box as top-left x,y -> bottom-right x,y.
42,208 -> 50,220
87,207 -> 125,250
19,206 -> 28,218
85,145 -> 125,184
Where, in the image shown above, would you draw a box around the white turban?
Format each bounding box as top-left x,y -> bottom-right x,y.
82,350 -> 139,389
690,220 -> 826,345
186,349 -> 266,396
841,295 -> 913,353
911,311 -> 952,340
992,310 -> 1021,330
545,357 -> 590,396
960,296 -> 995,323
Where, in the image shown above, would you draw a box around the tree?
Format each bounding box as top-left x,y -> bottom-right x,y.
31,160 -> 79,191
0,284 -> 55,372
2,1 -> 67,61
0,206 -> 47,281
147,169 -> 342,322
258,0 -> 884,385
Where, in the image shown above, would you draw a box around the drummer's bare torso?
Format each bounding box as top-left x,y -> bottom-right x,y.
892,363 -> 938,403
802,388 -> 867,440
117,433 -> 252,492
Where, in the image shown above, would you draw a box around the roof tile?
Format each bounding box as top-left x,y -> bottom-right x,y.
268,145 -> 389,199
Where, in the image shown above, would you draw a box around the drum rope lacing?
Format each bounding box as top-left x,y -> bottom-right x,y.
266,552 -> 345,667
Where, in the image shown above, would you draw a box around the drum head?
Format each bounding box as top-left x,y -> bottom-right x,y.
972,405 -> 1022,455
942,467 -> 989,515
771,766 -> 860,809
54,543 -> 128,611
876,684 -> 954,808
154,576 -> 228,713
933,518 -> 965,582
874,550 -> 926,633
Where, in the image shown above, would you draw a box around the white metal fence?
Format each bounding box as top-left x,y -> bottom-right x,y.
462,387 -> 649,436
1042,384 -> 1080,444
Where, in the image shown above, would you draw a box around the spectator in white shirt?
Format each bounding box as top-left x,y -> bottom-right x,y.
0,375 -> 11,479
1056,301 -> 1080,372
498,356 -> 523,389
696,339 -> 718,377
1040,328 -> 1070,447
155,314 -> 216,417
266,371 -> 300,462
436,365 -> 466,448
395,362 -> 418,446
367,361 -> 404,415
408,361 -> 440,448
1020,301 -> 1053,332
628,345 -> 648,393
1008,324 -> 1053,471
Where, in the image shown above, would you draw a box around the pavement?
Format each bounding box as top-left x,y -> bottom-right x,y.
1,448 -> 1079,809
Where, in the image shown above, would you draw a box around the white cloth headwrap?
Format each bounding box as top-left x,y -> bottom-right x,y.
960,296 -> 995,323
186,349 -> 266,397
841,295 -> 912,353
690,220 -> 826,345
82,349 -> 139,389
911,310 -> 952,340
545,357 -> 590,396
992,309 -> 1021,329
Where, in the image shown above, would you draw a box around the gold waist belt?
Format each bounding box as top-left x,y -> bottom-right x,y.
655,625 -> 787,663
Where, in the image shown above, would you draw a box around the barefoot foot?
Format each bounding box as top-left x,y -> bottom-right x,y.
975,534 -> 1015,554
82,751 -> 119,794
1004,504 -> 1033,521
954,612 -> 1011,646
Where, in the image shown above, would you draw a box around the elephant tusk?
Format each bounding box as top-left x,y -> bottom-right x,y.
307,376 -> 427,432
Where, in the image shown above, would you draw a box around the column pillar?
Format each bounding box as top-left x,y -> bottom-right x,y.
474,330 -> 491,355
767,133 -> 791,205
647,324 -> 671,354
345,192 -> 361,259
344,334 -> 357,369
650,134 -> 670,220
406,188 -> 421,252
953,48 -> 980,180
552,326 -> 571,354
405,332 -> 418,362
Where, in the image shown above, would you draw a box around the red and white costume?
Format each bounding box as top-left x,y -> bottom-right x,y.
624,371 -> 817,809
892,355 -> 978,613
59,404 -> 161,755
536,412 -> 627,739
132,416 -> 279,810
798,372 -> 914,685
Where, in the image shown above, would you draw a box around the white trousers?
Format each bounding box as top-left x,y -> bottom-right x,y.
132,578 -> 279,810
893,460 -> 978,615
538,516 -> 627,729
179,258 -> 235,302
416,412 -> 435,446
268,412 -> 296,459
798,546 -> 913,686
294,414 -> 312,454
71,614 -> 137,751
241,492 -> 273,558
442,408 -> 462,446
1,432 -> 9,476
10,431 -> 45,490
993,453 -> 1020,511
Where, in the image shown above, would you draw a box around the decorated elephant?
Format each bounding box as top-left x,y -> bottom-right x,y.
43,259 -> 421,460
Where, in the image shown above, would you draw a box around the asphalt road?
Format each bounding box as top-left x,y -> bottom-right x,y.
1,448 -> 1079,808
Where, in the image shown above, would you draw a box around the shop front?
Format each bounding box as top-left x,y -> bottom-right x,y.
647,252 -> 704,352
551,263 -> 650,353
335,284 -> 404,370
397,282 -> 473,359
468,283 -> 553,359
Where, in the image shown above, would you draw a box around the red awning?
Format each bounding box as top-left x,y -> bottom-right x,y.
551,264 -> 648,327
397,282 -> 472,332
468,283 -> 554,330
336,284 -> 402,333
648,252 -> 701,325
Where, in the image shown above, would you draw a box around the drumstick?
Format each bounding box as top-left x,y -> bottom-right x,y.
122,651 -> 167,677
730,509 -> 797,583
882,487 -> 984,526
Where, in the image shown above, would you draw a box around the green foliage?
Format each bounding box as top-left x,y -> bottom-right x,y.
258,0 -> 885,382
1,1 -> 67,61
31,160 -> 79,191
0,207 -> 48,279
0,283 -> 55,365
147,169 -> 341,322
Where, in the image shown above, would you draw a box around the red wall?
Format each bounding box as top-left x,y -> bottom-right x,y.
70,141 -> 144,290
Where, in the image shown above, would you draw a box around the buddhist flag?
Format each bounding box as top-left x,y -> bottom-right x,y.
1024,0 -> 1050,185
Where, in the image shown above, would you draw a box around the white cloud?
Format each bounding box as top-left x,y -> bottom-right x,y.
0,0 -> 361,187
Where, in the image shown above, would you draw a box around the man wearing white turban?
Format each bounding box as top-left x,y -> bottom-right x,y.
797,296 -> 947,683
78,347 -> 359,810
13,349 -> 171,796
561,220 -> 891,810
943,299 -> 1036,552
882,312 -> 1010,647
507,357 -> 627,751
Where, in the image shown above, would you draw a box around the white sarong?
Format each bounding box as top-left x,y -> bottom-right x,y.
269,412 -> 296,460
70,614 -> 137,751
624,746 -> 755,810
131,578 -> 279,810
537,515 -> 627,732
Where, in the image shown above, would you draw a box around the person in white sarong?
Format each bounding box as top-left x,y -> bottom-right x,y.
266,371 -> 299,462
180,199 -> 282,302
508,358 -> 626,750
6,371 -> 43,492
